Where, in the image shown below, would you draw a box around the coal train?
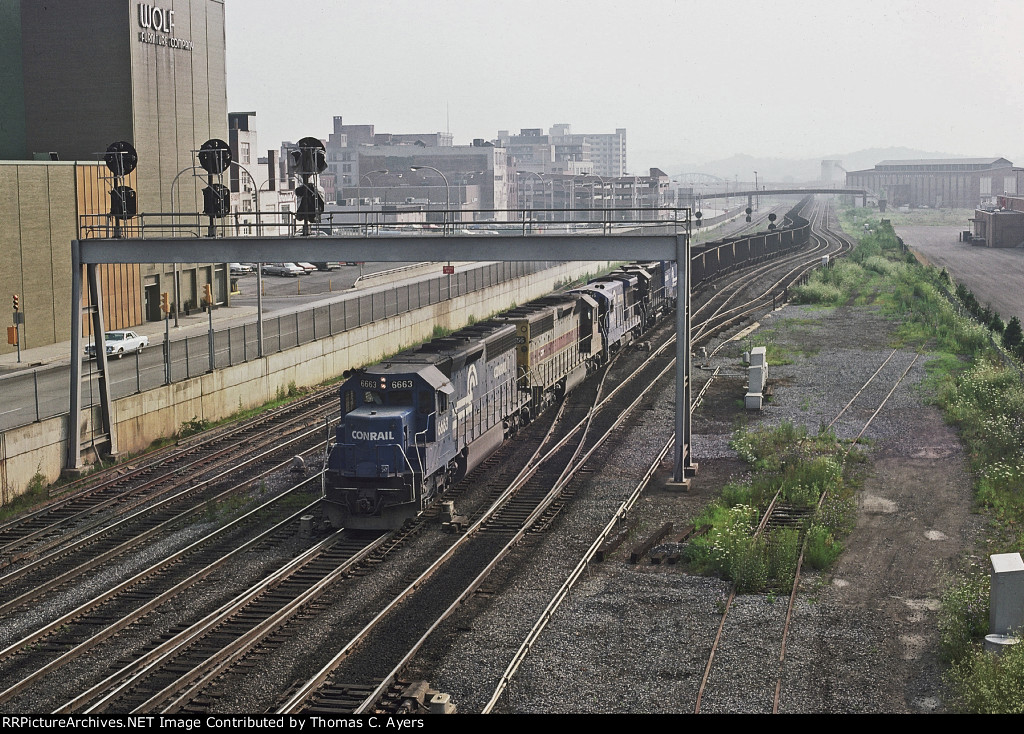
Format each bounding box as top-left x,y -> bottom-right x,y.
323,200 -> 811,529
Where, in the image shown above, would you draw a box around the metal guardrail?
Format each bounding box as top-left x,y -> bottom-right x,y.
78,207 -> 691,241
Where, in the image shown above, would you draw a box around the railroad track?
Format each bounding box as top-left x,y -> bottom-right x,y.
6,197 -> 847,714
0,478 -> 324,708
0,385 -> 340,572
692,349 -> 921,714
0,419 -> 335,626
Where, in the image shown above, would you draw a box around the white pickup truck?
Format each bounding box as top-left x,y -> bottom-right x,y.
85,330 -> 150,359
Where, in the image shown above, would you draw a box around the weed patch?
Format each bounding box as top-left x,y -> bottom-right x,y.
687,423 -> 857,592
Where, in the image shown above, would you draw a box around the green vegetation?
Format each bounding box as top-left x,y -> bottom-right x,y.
178,416 -> 210,438
687,423 -> 857,592
946,643 -> 1024,714
0,471 -> 49,523
795,207 -> 1024,712
743,319 -> 821,366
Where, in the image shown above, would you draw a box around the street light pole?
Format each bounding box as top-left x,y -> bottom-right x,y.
515,170 -> 547,222
358,169 -> 388,232
410,165 -> 449,233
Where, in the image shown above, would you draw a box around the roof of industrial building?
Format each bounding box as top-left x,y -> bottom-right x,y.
874,157 -> 1012,169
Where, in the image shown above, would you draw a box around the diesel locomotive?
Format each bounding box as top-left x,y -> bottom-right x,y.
323,261 -> 677,529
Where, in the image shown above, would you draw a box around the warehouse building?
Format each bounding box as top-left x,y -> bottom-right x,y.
845,158 -> 1024,210
0,0 -> 228,353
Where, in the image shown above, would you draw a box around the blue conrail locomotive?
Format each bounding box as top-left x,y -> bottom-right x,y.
322,259 -> 685,529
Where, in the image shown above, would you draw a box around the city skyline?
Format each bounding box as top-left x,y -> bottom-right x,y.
225,0 -> 1024,172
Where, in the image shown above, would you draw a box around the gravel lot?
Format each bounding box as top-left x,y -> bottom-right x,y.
897,224 -> 1024,326
419,302 -> 985,714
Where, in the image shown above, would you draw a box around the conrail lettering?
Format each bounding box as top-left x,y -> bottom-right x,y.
351,430 -> 396,441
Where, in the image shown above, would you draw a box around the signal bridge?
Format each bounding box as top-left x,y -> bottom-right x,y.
70,202 -> 698,485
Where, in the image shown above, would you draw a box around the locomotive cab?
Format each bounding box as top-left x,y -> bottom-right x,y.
325,365 -> 457,528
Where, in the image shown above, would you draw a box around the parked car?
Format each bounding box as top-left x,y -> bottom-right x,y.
85,330 -> 149,359
262,263 -> 304,277
296,262 -> 317,273
230,262 -> 254,274
314,262 -> 342,271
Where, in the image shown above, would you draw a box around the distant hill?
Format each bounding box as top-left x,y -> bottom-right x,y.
632,146 -> 1015,184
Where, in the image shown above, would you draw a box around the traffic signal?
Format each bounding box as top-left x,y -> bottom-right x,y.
295,183 -> 325,222
160,292 -> 170,313
202,184 -> 231,218
12,294 -> 19,311
110,185 -> 138,220
203,283 -> 213,305
768,213 -> 777,222
198,138 -> 232,175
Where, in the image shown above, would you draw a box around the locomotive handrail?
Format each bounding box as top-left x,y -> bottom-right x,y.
413,415 -> 435,448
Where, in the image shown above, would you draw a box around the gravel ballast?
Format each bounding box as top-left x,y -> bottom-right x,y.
418,302 -> 984,714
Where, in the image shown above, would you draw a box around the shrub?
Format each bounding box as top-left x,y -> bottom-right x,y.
946,644 -> 1024,713
792,281 -> 842,305
803,524 -> 842,570
764,527 -> 799,587
1004,317 -> 1023,351
938,571 -> 990,663
179,416 -> 209,437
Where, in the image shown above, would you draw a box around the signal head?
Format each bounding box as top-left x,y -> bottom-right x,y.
198,138 -> 232,175
202,183 -> 232,218
104,141 -> 138,177
295,137 -> 327,175
110,185 -> 138,220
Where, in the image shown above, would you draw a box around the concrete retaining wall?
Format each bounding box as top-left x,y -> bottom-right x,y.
0,261 -> 608,504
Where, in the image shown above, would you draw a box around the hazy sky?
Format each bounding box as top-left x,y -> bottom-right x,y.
225,0 -> 1024,171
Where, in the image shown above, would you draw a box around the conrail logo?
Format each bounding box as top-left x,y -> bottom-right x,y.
351,430 -> 396,441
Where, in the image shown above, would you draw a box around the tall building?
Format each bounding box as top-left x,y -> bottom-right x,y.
325,116 -> 455,190
495,125 -> 626,178
0,0 -> 229,341
323,116 -> 513,222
